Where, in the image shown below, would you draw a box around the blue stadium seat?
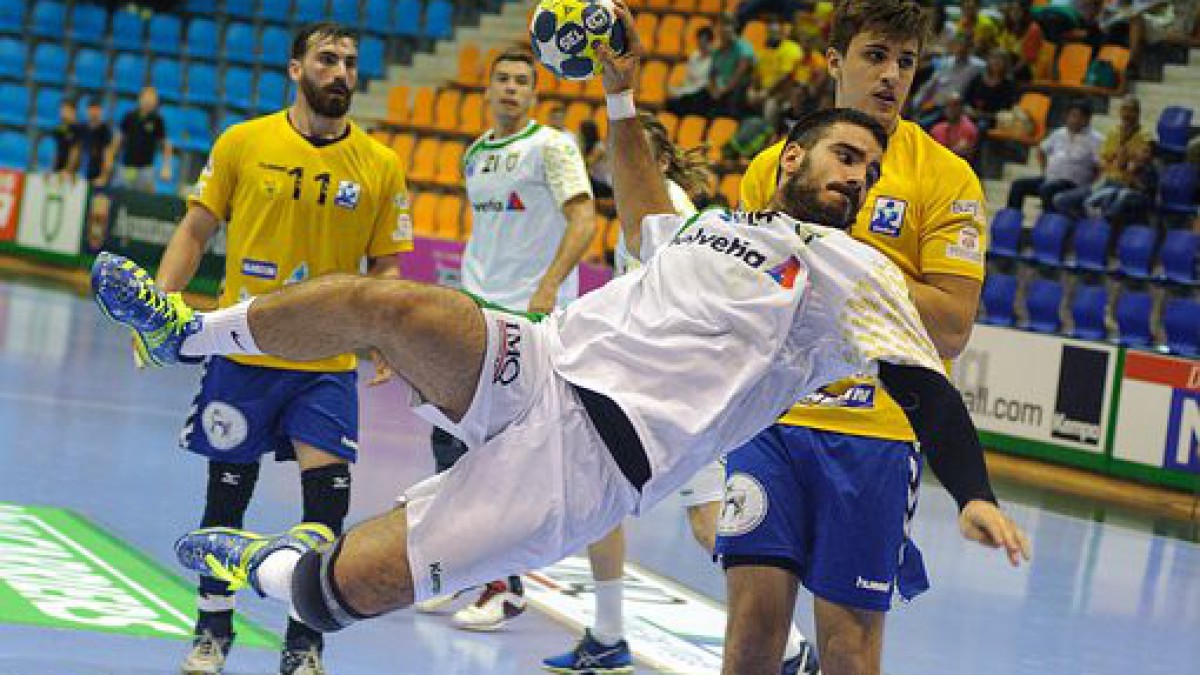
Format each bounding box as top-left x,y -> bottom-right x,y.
147,14 -> 182,55
113,53 -> 147,95
1069,217 -> 1111,272
259,0 -> 293,23
987,207 -> 1023,259
424,0 -> 454,40
1024,278 -> 1063,333
394,0 -> 423,37
295,0 -> 328,23
219,109 -> 245,132
1114,290 -> 1154,348
182,0 -> 210,13
35,133 -> 55,170
1115,224 -> 1157,280
0,84 -> 29,126
256,71 -> 288,112
30,1 -> 66,40
0,37 -> 26,81
68,3 -> 107,45
1156,106 -> 1193,155
225,0 -> 258,20
160,104 -> 184,144
71,48 -> 109,90
1069,283 -> 1108,340
112,10 -> 146,51
1028,212 -> 1072,267
0,4 -> 26,35
154,153 -> 179,194
223,66 -> 255,110
178,107 -> 213,153
33,87 -> 63,130
150,58 -> 184,102
1158,163 -> 1199,218
261,25 -> 290,63
185,62 -> 219,106
0,131 -> 30,168
187,18 -> 220,60
359,36 -> 386,80
32,43 -> 68,86
1159,230 -> 1199,286
331,0 -> 359,25
362,0 -> 392,33
1163,297 -> 1199,356
225,22 -> 258,65
980,272 -> 1018,326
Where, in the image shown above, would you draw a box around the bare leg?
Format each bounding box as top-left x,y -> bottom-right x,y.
588,525 -> 626,582
686,501 -> 720,554
813,597 -> 885,675
247,275 -> 485,420
331,506 -> 417,615
722,565 -> 798,675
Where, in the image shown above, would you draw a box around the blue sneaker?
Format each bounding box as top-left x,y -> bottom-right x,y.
175,523 -> 335,596
542,628 -> 633,674
91,251 -> 201,366
781,638 -> 821,674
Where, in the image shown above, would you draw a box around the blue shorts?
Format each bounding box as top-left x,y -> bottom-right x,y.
714,425 -> 929,612
180,357 -> 360,464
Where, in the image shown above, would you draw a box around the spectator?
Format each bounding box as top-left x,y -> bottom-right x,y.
931,93 -> 980,161
745,15 -> 803,127
49,98 -> 83,181
578,119 -> 612,199
666,26 -> 715,117
79,97 -> 113,186
707,13 -> 756,117
735,0 -> 805,28
964,48 -> 1018,134
912,32 -> 985,126
927,1 -> 957,55
997,0 -> 1044,81
1054,96 -> 1155,223
958,0 -> 1001,53
108,86 -> 172,192
1006,99 -> 1103,213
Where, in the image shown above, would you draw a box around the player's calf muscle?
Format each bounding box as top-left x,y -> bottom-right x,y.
335,509 -> 416,613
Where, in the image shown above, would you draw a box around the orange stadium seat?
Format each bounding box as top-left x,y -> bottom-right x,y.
987,92 -> 1050,146
480,46 -> 502,80
658,111 -> 679,140
408,137 -> 440,182
639,60 -> 670,106
656,14 -> 686,58
676,114 -> 707,147
668,61 -> 688,90
454,42 -> 482,85
583,76 -> 605,101
435,194 -> 464,239
1032,42 -> 1056,81
698,0 -> 723,12
565,101 -> 593,131
603,215 -> 621,254
412,192 -> 439,236
673,0 -> 698,11
636,13 -> 660,53
434,88 -> 462,132
370,129 -> 392,146
534,99 -> 558,124
1050,42 -> 1092,87
719,172 -> 741,206
434,140 -> 465,187
459,92 -> 487,135
684,16 -> 714,53
386,85 -> 410,124
647,0 -> 673,9
410,87 -> 436,128
538,65 -> 561,95
592,105 -> 609,137
1096,44 -> 1131,92
391,133 -> 415,169
705,117 -> 738,159
744,21 -> 767,52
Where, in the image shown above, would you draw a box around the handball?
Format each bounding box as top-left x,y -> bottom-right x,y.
529,0 -> 627,81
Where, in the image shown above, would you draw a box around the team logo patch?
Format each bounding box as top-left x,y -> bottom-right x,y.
717,473 -> 768,537
767,256 -> 803,289
869,197 -> 907,237
945,225 -> 984,263
950,199 -> 980,217
285,262 -> 308,285
202,402 -> 249,451
506,191 -> 526,211
393,213 -> 413,242
492,320 -> 522,385
334,181 -> 361,209
393,190 -> 410,211
241,258 -> 277,280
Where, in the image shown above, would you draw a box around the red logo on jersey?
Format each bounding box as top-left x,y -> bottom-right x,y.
506,192 -> 526,211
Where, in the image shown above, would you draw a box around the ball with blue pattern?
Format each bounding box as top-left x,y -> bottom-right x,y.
530,0 -> 626,81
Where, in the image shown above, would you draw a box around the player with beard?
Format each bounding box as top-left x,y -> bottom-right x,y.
148,22 -> 412,675
92,4 -> 1027,666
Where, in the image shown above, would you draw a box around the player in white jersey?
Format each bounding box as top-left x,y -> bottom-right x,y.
93,15 -> 1027,649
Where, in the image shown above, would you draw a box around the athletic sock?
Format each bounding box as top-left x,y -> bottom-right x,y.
591,578 -> 624,646
783,623 -> 807,660
195,608 -> 234,638
255,548 -> 302,604
181,299 -> 263,357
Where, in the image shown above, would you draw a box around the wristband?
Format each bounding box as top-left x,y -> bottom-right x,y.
605,90 -> 636,120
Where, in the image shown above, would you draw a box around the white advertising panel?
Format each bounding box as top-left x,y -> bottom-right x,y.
15,174 -> 89,256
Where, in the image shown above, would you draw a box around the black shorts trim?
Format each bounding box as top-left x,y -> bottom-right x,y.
574,385 -> 651,492
720,554 -> 803,577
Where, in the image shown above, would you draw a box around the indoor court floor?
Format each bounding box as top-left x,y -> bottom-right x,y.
1,275 -> 1198,674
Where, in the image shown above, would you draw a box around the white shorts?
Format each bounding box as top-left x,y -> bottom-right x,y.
678,460 -> 725,507
403,310 -> 640,602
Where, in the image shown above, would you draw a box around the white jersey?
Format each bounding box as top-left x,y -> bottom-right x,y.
549,209 -> 944,509
614,179 -> 694,276
461,120 -> 592,311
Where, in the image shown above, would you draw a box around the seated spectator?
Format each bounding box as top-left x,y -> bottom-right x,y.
666,26 -> 716,118
745,15 -> 803,127
577,119 -> 612,199
958,0 -> 1001,53
912,33 -> 985,126
49,98 -> 82,182
1006,99 -> 1103,213
1105,0 -> 1200,59
964,49 -> 1019,135
997,0 -> 1044,81
736,0 -> 805,29
931,93 -> 980,161
1054,96 -> 1156,223
707,14 -> 756,118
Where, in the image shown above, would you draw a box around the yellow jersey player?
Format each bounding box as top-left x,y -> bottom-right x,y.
713,2 -> 1023,674
151,22 -> 412,675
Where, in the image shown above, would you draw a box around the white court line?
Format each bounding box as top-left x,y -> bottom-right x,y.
0,390 -> 182,419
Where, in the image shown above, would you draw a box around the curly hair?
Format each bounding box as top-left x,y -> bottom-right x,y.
637,112 -> 714,202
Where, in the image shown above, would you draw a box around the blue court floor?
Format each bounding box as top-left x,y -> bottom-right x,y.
0,276 -> 1197,674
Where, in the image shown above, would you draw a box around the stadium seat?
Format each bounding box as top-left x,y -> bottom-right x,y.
1024,278 -> 1064,333
71,49 -> 108,90
181,0 -> 210,13
434,140 -> 465,186
432,89 -> 461,132
407,138 -> 439,183
1115,224 -> 1157,279
0,4 -> 26,35
219,110 -> 245,132
634,13 -> 659,52
294,0 -> 328,23
1159,230 -> 1199,285
154,153 -> 179,194
424,0 -> 454,40
331,0 -> 359,26
386,85 -> 410,124
409,87 -> 435,128
1158,163 -> 1199,217
656,14 -> 687,58
1094,44 -> 1131,93
256,71 -> 288,113
0,37 -> 26,81
454,43 -> 483,86
987,208 -> 1023,258
638,60 -> 670,106
1069,217 -> 1111,272
394,0 -> 423,37
68,3 -> 107,45
0,130 -> 30,168
986,92 -> 1050,145
32,43 -> 68,86
177,107 -> 213,153
744,21 -> 768,51
111,10 -> 146,52
1114,290 -> 1154,348
411,192 -> 438,235
185,62 -> 219,106
459,92 -> 486,135
359,36 -> 386,80
1046,42 -> 1091,87
362,0 -> 392,33
0,84 -> 29,126
33,87 -> 62,130
147,14 -> 182,55
980,272 -> 1018,326
1028,212 -> 1072,267
706,117 -> 739,161
187,18 -> 220,60
261,25 -> 290,62
1156,106 -> 1193,155
390,133 -> 415,168
1069,283 -> 1108,340
1163,297 -> 1199,356
259,0 -> 292,23
30,1 -> 66,40
226,22 -> 258,65
718,173 -> 740,206
225,0 -> 258,20
434,194 -> 464,239
150,59 -> 184,102
677,115 -> 707,148
224,66 -> 255,110
35,133 -> 55,170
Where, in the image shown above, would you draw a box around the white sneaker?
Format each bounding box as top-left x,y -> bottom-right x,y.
414,586 -> 474,614
451,580 -> 527,631
180,631 -> 232,675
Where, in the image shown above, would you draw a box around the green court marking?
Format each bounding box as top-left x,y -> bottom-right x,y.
0,502 -> 279,648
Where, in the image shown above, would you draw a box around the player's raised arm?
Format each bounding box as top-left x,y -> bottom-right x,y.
593,1 -> 673,259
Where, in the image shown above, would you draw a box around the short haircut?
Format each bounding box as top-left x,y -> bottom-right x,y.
1067,98 -> 1092,118
291,21 -> 358,61
828,0 -> 931,56
696,25 -> 715,42
784,107 -> 889,156
489,48 -> 538,84
60,97 -> 77,108
84,96 -> 102,108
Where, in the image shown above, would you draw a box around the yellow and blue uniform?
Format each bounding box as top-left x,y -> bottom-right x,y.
183,111 -> 413,463
716,120 -> 988,610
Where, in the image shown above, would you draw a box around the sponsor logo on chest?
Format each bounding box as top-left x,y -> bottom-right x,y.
672,226 -> 769,269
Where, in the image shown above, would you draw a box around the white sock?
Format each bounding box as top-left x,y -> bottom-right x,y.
591,579 -> 624,646
180,299 -> 263,357
254,548 -> 301,605
783,623 -> 808,660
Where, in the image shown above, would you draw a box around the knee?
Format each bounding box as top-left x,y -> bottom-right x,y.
687,506 -> 718,554
291,535 -> 414,633
819,637 -> 875,675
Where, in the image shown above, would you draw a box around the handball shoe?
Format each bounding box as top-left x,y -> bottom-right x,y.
451,580 -> 527,631
91,251 -> 201,366
175,523 -> 335,595
781,638 -> 821,675
279,643 -> 326,675
180,630 -> 233,675
542,628 -> 634,674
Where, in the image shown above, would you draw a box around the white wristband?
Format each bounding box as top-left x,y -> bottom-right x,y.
605,91 -> 636,121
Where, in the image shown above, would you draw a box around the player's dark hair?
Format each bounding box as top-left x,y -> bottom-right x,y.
638,111 -> 714,203
784,107 -> 889,154
291,21 -> 359,60
490,48 -> 538,85
828,0 -> 931,55
696,25 -> 715,42
1066,98 -> 1092,118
